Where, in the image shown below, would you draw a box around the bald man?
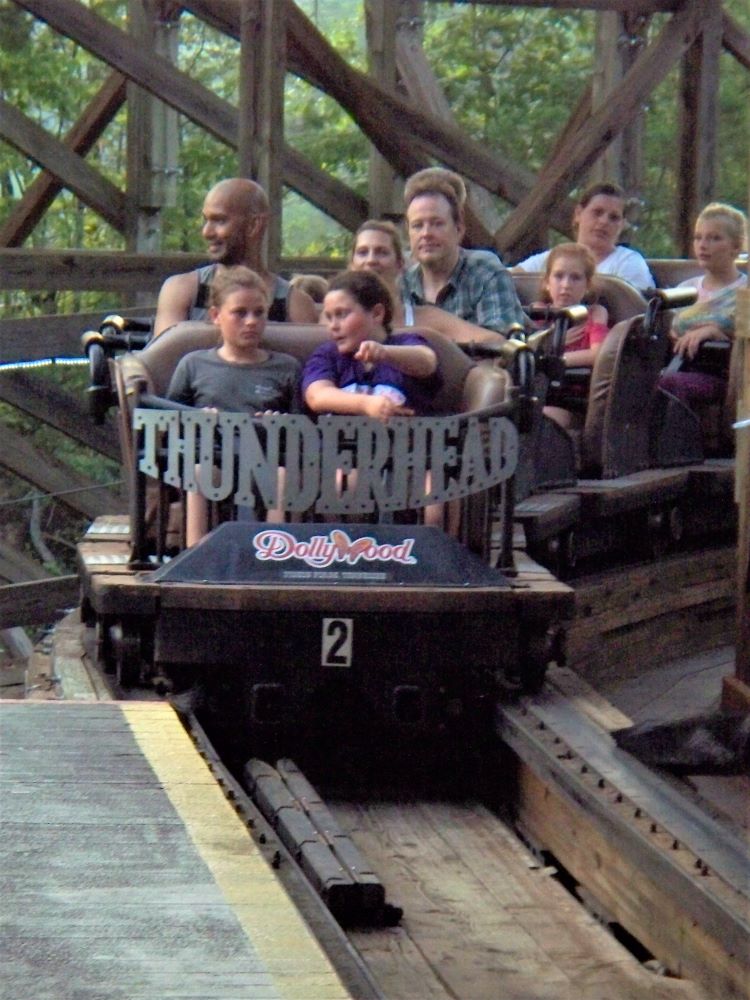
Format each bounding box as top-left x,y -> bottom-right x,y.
153,178 -> 318,337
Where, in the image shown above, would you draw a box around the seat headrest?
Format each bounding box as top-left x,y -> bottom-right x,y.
513,271 -> 647,327
648,256 -> 746,289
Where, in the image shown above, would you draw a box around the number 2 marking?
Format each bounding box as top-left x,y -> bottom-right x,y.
322,618 -> 353,667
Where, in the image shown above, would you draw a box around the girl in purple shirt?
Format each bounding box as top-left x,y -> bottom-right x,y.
303,270 -> 441,421
303,270 -> 452,529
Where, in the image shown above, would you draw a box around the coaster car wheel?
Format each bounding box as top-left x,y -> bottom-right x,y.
109,621 -> 144,689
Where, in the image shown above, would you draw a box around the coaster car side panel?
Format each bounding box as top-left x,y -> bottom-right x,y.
514,286 -> 734,570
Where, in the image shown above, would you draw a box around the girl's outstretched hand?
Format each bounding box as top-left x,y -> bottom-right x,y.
355,340 -> 386,364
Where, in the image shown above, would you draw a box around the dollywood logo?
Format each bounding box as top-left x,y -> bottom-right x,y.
253,528 -> 417,569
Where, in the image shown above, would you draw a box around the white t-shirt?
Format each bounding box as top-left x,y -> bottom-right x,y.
676,272 -> 747,302
515,245 -> 655,292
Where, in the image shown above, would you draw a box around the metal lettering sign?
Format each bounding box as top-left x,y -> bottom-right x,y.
133,410 -> 518,516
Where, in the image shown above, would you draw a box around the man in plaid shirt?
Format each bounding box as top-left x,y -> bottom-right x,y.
401,168 -> 527,337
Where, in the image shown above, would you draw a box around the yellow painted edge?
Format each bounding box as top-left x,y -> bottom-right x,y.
121,701 -> 351,999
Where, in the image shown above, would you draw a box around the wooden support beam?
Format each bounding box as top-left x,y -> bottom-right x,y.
0,72 -> 126,248
0,98 -> 128,233
14,0 -> 237,144
590,12 -> 649,197
589,12 -> 650,244
365,0 -> 400,219
282,0 -> 572,236
0,541 -> 49,584
722,11 -> 750,71
0,249 -> 206,293
0,371 -> 120,461
420,0 -> 679,8
126,1 -> 181,264
12,0 -> 366,232
618,14 -> 650,217
0,249 -> 343,301
501,82 -> 593,262
494,2 -> 703,258
0,425 -> 124,520
184,0 -> 573,237
591,11 -> 624,186
239,0 -> 286,267
394,5 -> 496,247
283,148 -> 369,231
676,5 -> 722,255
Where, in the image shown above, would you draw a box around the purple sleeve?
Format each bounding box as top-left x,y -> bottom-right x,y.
392,333 -> 443,394
301,342 -> 339,394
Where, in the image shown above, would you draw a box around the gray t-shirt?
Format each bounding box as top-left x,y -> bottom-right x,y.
167,348 -> 301,413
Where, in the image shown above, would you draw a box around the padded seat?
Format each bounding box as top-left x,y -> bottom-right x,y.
580,311 -> 703,479
648,256 -> 747,289
117,319 -> 509,417
647,259 -> 702,289
512,272 -> 648,327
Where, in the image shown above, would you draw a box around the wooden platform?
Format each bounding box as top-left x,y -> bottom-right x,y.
0,699 -> 356,1000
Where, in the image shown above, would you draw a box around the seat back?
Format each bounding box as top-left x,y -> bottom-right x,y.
581,315 -> 668,477
648,257 -> 747,289
647,259 -> 702,289
416,328 -> 508,413
115,317 -> 512,429
513,272 -> 647,327
118,319 -> 504,416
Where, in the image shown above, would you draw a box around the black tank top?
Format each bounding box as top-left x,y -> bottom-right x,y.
190,264 -> 289,321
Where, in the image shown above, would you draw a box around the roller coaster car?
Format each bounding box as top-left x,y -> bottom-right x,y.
78,321 -> 572,770
510,280 -> 736,574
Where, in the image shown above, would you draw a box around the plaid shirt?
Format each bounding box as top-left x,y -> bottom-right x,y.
402,248 -> 527,335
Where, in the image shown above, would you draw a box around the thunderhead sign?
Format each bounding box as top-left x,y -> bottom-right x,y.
133,410 -> 519,516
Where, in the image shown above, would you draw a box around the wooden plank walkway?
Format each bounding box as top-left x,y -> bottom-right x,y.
0,700 -> 353,1000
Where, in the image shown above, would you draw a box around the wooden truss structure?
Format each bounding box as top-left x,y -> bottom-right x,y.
1,0 -> 748,326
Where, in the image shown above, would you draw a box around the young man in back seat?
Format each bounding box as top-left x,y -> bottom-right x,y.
514,182 -> 655,292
